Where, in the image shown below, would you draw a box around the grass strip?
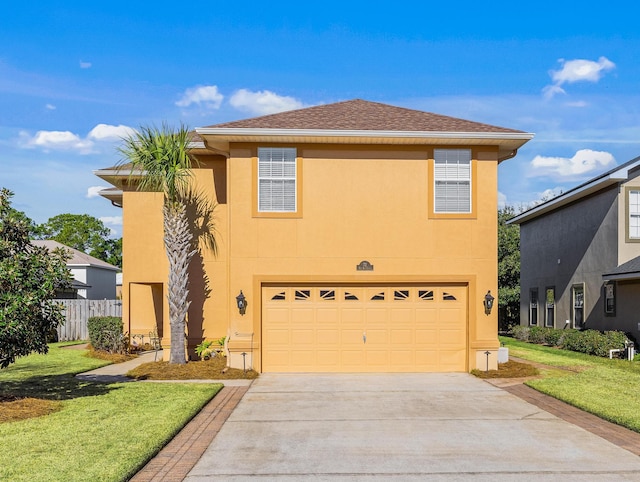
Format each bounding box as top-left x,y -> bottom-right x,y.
500,336 -> 640,433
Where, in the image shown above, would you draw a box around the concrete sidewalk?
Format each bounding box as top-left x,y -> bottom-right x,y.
76,350 -> 164,383
184,373 -> 640,481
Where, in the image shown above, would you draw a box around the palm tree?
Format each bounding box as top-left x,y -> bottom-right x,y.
118,124 -> 200,364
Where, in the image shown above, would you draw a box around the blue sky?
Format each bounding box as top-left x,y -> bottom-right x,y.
2,1 -> 639,238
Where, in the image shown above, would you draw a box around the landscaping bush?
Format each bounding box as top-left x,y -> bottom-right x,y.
542,328 -> 565,346
527,326 -> 547,344
507,325 -> 630,359
562,329 -> 629,357
87,317 -> 127,354
510,325 -> 530,341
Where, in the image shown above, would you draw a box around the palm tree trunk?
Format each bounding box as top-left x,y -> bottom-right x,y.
164,202 -> 197,364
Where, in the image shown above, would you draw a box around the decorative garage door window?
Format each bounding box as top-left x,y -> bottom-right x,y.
265,287 -> 461,302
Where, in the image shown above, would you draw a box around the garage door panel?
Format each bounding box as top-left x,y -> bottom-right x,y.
415,308 -> 438,323
291,329 -> 315,345
264,328 -> 290,344
365,308 -> 389,323
262,284 -> 467,372
317,329 -> 339,344
317,308 -> 339,323
341,308 -> 364,323
391,329 -> 412,344
264,308 -> 290,324
390,308 -> 413,323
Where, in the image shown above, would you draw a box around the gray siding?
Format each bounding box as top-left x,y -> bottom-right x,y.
519,185 -> 618,330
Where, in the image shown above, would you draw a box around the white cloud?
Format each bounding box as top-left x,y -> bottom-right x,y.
543,57 -> 615,99
79,61 -> 92,69
229,89 -> 304,115
176,85 -> 224,109
529,149 -> 616,179
536,187 -> 565,202
87,186 -> 108,198
99,216 -> 122,226
18,123 -> 135,154
22,130 -> 94,154
497,191 -> 507,209
88,123 -> 136,141
551,57 -> 615,85
45,103 -> 56,110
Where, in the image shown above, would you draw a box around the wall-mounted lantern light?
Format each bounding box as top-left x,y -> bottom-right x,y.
483,290 -> 495,315
236,290 -> 247,315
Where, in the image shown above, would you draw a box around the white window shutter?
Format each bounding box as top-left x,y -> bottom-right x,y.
258,147 -> 297,212
434,149 -> 471,213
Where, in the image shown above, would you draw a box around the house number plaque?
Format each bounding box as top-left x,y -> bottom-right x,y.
356,260 -> 374,271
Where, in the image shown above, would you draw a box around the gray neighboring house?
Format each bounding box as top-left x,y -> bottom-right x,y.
508,156 -> 640,343
32,240 -> 120,299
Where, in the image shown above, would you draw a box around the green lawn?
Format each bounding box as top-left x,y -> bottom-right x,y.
501,336 -> 640,432
0,343 -> 222,482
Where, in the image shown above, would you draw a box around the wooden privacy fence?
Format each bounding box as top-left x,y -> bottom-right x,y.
55,299 -> 123,341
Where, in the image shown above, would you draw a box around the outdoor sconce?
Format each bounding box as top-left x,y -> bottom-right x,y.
483,290 -> 495,315
236,290 -> 247,315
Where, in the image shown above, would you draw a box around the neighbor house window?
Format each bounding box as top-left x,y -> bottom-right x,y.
258,147 -> 297,212
434,149 -> 471,213
572,284 -> 585,329
529,288 -> 538,326
604,282 -> 616,316
545,287 -> 555,327
628,189 -> 640,240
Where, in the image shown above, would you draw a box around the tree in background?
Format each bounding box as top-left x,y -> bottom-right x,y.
36,214 -> 122,268
498,206 -> 520,332
0,188 -> 71,368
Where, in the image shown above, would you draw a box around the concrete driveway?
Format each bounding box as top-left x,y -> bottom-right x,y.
185,373 -> 640,481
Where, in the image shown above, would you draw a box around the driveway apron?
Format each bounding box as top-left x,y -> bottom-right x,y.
185,373 -> 640,481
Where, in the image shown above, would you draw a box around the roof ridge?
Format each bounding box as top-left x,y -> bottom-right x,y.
202,98 -> 525,133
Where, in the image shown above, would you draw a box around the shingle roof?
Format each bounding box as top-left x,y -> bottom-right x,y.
32,240 -> 120,271
603,255 -> 640,280
205,99 -> 525,133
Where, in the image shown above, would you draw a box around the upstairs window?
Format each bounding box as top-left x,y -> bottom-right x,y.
434,149 -> 471,213
258,147 -> 297,212
628,189 -> 640,240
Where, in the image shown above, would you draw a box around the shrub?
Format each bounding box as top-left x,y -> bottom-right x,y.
510,325 -> 530,341
528,326 -> 547,344
87,316 -> 127,354
562,329 -> 629,357
543,328 -> 564,347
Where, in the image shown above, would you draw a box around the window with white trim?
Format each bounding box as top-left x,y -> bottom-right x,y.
629,190 -> 640,239
258,147 -> 297,212
434,149 -> 471,213
572,284 -> 584,329
529,288 -> 538,326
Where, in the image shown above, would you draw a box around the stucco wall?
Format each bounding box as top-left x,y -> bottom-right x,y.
227,144 -> 500,370
121,145 -> 502,370
519,185 -> 618,329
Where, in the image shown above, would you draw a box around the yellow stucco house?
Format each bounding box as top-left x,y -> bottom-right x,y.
95,99 -> 533,372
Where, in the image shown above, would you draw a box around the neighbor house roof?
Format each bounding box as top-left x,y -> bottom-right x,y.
603,255 -> 640,281
508,155 -> 640,225
32,240 -> 120,271
196,99 -> 533,161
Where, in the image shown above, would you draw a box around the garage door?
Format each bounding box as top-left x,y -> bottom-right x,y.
262,285 -> 467,372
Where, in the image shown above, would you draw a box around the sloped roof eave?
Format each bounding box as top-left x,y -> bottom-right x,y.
508,156 -> 640,225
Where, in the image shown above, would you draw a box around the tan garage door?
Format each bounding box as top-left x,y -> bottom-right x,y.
262,285 -> 467,372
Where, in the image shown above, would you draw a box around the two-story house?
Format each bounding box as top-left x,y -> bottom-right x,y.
508,156 -> 640,342
95,99 -> 533,372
